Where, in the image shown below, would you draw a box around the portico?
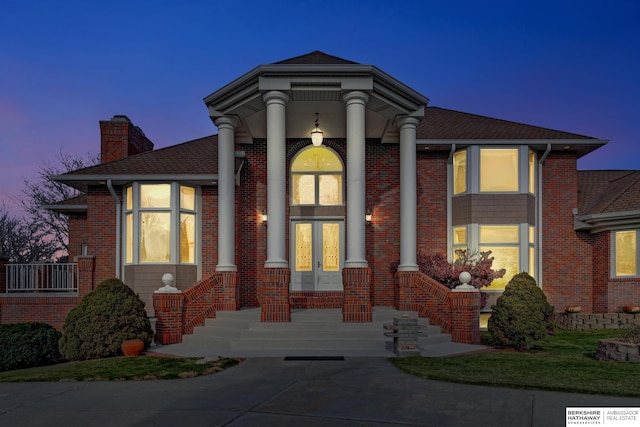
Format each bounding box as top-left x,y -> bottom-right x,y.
204,52 -> 428,321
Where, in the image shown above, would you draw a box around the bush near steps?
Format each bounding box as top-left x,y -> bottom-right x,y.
59,278 -> 153,361
488,272 -> 555,351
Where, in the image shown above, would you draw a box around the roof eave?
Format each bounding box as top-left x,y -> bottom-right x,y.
51,174 -> 220,192
42,204 -> 88,214
417,139 -> 608,157
574,210 -> 640,233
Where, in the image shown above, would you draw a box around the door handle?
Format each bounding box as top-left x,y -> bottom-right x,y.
317,261 -> 322,269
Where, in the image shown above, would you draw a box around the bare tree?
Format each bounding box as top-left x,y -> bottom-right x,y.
18,150 -> 99,260
0,203 -> 58,263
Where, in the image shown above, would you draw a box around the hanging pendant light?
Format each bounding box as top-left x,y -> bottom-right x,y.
311,112 -> 323,146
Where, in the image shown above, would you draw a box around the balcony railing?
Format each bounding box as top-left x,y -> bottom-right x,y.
5,263 -> 79,293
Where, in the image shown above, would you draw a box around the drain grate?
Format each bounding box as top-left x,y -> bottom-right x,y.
284,356 -> 345,361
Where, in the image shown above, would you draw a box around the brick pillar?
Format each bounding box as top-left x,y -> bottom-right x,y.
260,268 -> 290,322
342,267 -> 372,322
0,256 -> 8,293
215,271 -> 238,311
449,290 -> 481,344
152,293 -> 184,344
396,271 -> 420,311
76,256 -> 95,296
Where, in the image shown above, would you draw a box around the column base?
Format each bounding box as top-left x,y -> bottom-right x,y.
449,291 -> 481,344
152,293 -> 184,345
342,267 -> 372,322
260,268 -> 290,322
214,271 -> 238,311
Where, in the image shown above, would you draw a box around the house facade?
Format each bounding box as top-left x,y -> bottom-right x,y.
2,51 -> 639,341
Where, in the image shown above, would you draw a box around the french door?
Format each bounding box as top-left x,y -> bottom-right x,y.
290,220 -> 344,291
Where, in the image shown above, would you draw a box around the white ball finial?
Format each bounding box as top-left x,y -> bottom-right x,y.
162,273 -> 175,287
459,271 -> 471,285
155,273 -> 181,294
453,270 -> 478,292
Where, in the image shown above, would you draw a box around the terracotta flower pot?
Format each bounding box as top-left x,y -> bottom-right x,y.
623,306 -> 640,314
564,306 -> 581,313
121,339 -> 145,356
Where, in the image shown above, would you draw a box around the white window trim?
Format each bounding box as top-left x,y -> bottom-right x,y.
611,229 -> 639,278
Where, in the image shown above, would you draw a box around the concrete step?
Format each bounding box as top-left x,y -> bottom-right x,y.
161,307 -> 454,357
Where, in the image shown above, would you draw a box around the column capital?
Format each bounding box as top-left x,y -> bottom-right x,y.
342,90 -> 369,105
213,116 -> 238,130
263,90 -> 290,106
395,116 -> 421,130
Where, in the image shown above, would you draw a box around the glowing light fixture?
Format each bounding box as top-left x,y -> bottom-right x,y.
365,209 -> 372,225
261,210 -> 268,224
311,113 -> 323,146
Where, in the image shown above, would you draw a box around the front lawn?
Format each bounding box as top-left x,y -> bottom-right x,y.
0,356 -> 240,382
391,329 -> 640,397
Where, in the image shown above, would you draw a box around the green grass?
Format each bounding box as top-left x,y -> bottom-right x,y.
391,329 -> 640,398
0,356 -> 241,382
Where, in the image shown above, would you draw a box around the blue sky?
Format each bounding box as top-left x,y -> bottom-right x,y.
1,0 -> 638,209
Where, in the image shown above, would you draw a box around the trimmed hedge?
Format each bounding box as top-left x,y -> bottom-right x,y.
487,272 -> 555,351
0,322 -> 62,372
59,278 -> 153,361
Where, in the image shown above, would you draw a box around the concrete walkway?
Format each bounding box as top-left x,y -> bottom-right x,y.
0,357 -> 636,427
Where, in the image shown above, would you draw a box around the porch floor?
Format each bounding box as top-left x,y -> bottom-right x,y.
149,307 -> 490,358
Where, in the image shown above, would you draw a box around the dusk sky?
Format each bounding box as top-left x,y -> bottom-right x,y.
1,1 -> 638,213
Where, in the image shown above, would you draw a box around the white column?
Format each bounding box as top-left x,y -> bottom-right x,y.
214,116 -> 238,271
263,91 -> 289,268
397,116 -> 420,271
343,91 -> 369,268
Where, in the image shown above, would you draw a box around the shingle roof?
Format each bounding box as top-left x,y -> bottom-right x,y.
44,194 -> 88,214
63,135 -> 219,177
578,170 -> 640,215
418,107 -> 596,140
275,51 -> 358,65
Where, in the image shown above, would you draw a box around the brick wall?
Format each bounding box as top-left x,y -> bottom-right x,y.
592,231 -> 610,312
541,152 -> 593,311
237,139 -> 267,307
68,213 -> 88,261
0,295 -> 80,329
608,279 -> 640,312
86,186 -> 118,284
416,151 -> 448,258
366,140 -> 400,306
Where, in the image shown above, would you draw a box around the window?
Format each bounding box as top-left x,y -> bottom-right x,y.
453,150 -> 467,195
124,183 -> 197,264
613,230 -> 638,277
480,148 -> 519,192
452,147 -> 536,195
480,225 -> 519,290
528,150 -> 536,194
452,225 -> 467,254
291,147 -> 343,206
529,225 -> 536,279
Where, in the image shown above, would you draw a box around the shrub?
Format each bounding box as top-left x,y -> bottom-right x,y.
0,322 -> 62,371
59,278 -> 153,360
391,250 -> 506,289
487,272 -> 554,351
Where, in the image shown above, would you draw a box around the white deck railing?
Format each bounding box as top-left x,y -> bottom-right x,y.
5,263 -> 79,293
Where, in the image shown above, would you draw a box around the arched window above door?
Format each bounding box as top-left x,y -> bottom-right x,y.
291,147 -> 344,206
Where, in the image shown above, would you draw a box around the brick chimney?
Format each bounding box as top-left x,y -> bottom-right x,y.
100,115 -> 154,163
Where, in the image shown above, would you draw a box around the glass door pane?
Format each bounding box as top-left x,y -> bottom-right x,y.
322,223 -> 340,271
295,223 -> 313,271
